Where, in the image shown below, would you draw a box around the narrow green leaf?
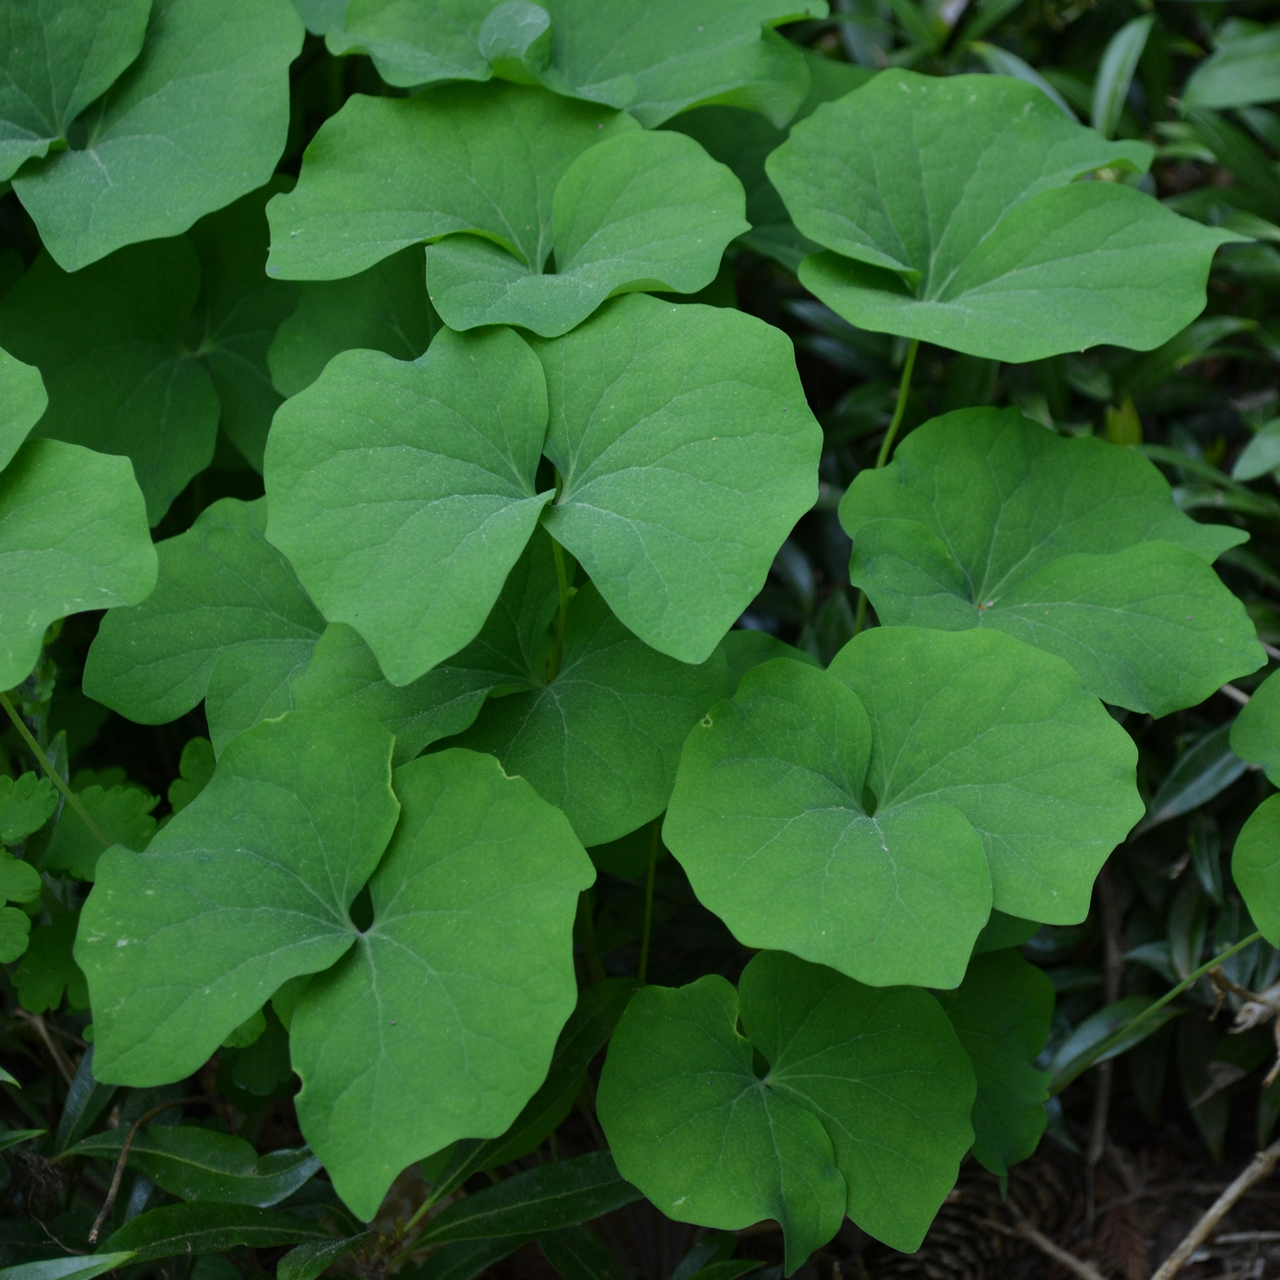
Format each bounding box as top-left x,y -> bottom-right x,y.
0,438 -> 157,691
416,1239 -> 527,1280
1233,794 -> 1280,947
77,710 -> 399,1086
535,294 -> 822,664
265,327 -> 551,686
935,950 -> 1053,1177
101,1203 -> 332,1265
1184,27 -> 1280,111
1139,722 -> 1247,832
538,1224 -> 628,1280
277,1233 -> 372,1280
969,43 -> 1076,117
0,346 -> 46,471
1048,996 -> 1185,1091
84,498 -> 324,754
1091,16 -> 1154,139
0,1128 -> 45,1153
416,1152 -> 641,1246
1232,419 -> 1280,482
1231,669 -> 1280,784
291,749 -> 593,1220
13,0 -> 304,272
1,1254 -> 136,1280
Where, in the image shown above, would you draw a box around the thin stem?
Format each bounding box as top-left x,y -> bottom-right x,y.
853,338 -> 921,636
0,691 -> 110,849
548,536 -> 571,682
1051,930 -> 1263,1095
638,821 -> 660,984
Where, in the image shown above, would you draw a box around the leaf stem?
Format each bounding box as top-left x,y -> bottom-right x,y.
638,821 -> 660,984
854,339 -> 921,636
0,691 -> 111,849
1050,929 -> 1263,1095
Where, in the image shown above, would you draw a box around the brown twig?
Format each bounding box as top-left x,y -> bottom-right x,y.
86,1097 -> 205,1244
12,1011 -> 76,1086
1150,1138 -> 1280,1280
987,1218 -> 1110,1280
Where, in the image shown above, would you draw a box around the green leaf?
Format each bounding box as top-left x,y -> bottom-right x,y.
934,949 -> 1053,1177
277,1233 -> 373,1280
1232,419 -> 1280,482
0,242 -> 215,523
538,1224 -> 627,1280
1091,16 -> 1154,140
0,438 -> 157,692
720,631 -> 819,694
1140,722 -> 1247,832
66,1126 -> 319,1206
12,0 -> 304,272
101,1202 -> 332,1265
0,851 -> 42,903
0,0 -> 150,180
666,629 -> 1141,988
84,498 -> 324,754
0,773 -> 57,846
0,1128 -> 46,1153
536,293 -> 821,664
1184,27 -> 1280,111
1048,995 -> 1184,1092
839,408 -> 1262,715
425,129 -> 748,336
0,346 -> 46,471
76,709 -> 399,1086
42,783 -> 158,881
457,582 -> 728,845
14,910 -> 88,1013
768,71 -> 1243,360
266,326 -> 550,685
268,246 -> 438,398
972,910 -> 1040,955
1231,669 -> 1280,784
598,951 -> 974,1260
417,1239 -> 528,1280
0,1254 -> 137,1280
168,738 -> 215,814
290,748 -> 593,1219
267,83 -> 635,283
1233,794 -> 1280,947
0,906 -> 31,963
416,1152 -> 640,1246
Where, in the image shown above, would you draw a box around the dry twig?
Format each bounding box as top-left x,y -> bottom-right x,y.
987,1217 -> 1110,1280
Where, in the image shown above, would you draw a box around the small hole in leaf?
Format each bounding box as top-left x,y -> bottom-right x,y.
349,885 -> 375,932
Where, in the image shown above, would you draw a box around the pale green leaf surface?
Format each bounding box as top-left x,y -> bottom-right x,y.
1234,794 -> 1280,947
536,294 -> 821,664
841,409 -> 1262,714
0,1254 -> 137,1280
291,748 -> 593,1220
0,0 -> 150,180
833,627 -> 1142,924
1230,669 -> 1280,785
268,246 -> 438,398
1091,16 -> 1154,139
666,658 -> 992,987
66,1126 -> 319,1206
0,850 -> 43,903
0,906 -> 32,963
598,973 -> 846,1273
84,498 -> 324,754
1232,419 -> 1280,481
76,710 -> 399,1086
425,129 -> 748,336
0,438 -> 157,692
0,242 -> 217,524
769,71 -> 1241,359
42,783 -> 158,881
0,346 -> 47,471
267,83 -> 634,282
934,949 -> 1053,1177
291,0 -> 346,35
0,773 -> 57,845
1184,28 -> 1280,111
12,0 -> 304,272
741,951 -> 975,1252
266,327 -> 551,685
456,581 -> 729,845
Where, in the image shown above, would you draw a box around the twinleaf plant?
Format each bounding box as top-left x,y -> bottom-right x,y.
0,5 -> 1267,1277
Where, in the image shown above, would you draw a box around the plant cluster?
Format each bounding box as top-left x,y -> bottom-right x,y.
1,2 -> 1280,1279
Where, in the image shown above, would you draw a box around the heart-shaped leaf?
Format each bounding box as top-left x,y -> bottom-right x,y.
76,709 -> 400,1085
425,129 -> 747,336
267,83 -> 635,283
535,293 -> 821,664
598,950 -> 975,1259
265,325 -> 551,685
456,578 -> 728,845
0,0 -> 150,181
840,408 -> 1263,715
767,71 -> 1243,360
0,344 -> 46,472
934,948 -> 1053,1177
1234,794 -> 1280,947
666,628 -> 1142,988
12,0 -> 303,272
1,438 -> 158,691
1230,669 -> 1280,785
83,498 -> 324,754
291,748 -> 593,1219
